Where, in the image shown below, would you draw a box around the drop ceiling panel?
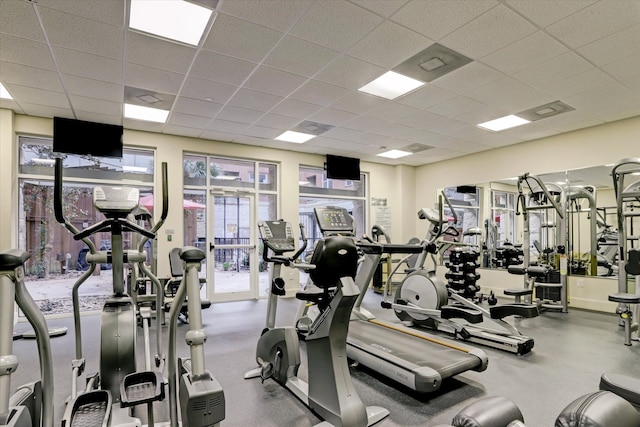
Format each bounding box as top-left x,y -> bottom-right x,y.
74,111 -> 121,126
0,62 -> 63,92
392,1 -> 497,41
314,55 -> 385,90
163,125 -> 203,139
342,115 -> 389,132
227,88 -> 283,112
263,36 -> 340,78
243,125 -> 282,139
602,53 -> 640,81
168,112 -> 215,129
19,102 -> 71,119
0,1 -> 45,42
53,47 -> 122,83
39,7 -> 123,59
0,35 -> 56,70
190,51 -> 257,86
364,102 -> 418,121
467,76 -> 553,112
347,21 -> 432,69
205,119 -> 248,133
540,68 -> 615,99
306,108 -> 358,126
269,98 -> 323,119
505,0 -> 595,28
126,31 -> 197,75
202,14 -> 284,63
254,113 -> 299,130
425,96 -> 485,119
430,61 -> 504,94
329,92 -> 385,115
289,0 -> 382,52
8,85 -> 70,108
62,75 -> 124,102
481,31 -> 569,75
577,24 -> 640,66
37,0 -> 125,26
124,63 -> 184,95
564,82 -> 640,120
441,5 -> 538,59
289,80 -> 350,107
173,97 -> 222,118
242,66 -> 307,97
68,95 -> 121,116
216,105 -> 264,124
180,77 -> 236,104
350,0 -> 409,18
218,0 -> 312,32
395,85 -> 457,110
546,1 -> 640,48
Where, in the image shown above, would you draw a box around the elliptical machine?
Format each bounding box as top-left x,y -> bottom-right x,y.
0,250 -> 54,427
54,158 -> 168,426
244,221 -> 388,427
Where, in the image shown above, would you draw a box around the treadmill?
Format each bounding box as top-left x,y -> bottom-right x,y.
313,207 -> 488,393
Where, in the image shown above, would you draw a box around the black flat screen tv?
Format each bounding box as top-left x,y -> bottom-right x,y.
326,154 -> 360,181
53,117 -> 123,158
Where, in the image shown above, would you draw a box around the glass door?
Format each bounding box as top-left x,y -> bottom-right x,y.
208,191 -> 258,302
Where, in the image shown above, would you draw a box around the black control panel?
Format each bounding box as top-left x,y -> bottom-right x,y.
313,206 -> 355,235
258,221 -> 296,254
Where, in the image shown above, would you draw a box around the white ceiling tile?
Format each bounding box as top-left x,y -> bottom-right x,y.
0,98 -> 23,113
39,7 -> 123,59
203,13 -> 283,63
0,35 -> 56,70
0,0 -> 45,42
451,106 -> 510,126
18,102 -> 71,118
227,88 -> 283,112
348,21 -> 432,69
37,0 -> 124,26
323,126 -> 366,141
350,0 -> 409,18
205,119 -> 249,133
500,121 -> 557,140
125,63 -> 184,94
398,127 -> 441,143
254,113 -> 300,129
441,139 -> 491,154
53,47 -> 122,83
577,24 -> 640,66
0,62 -> 63,92
263,36 -> 340,78
541,68 -> 615,99
392,0 -> 497,41
514,52 -> 594,88
369,121 -> 416,138
546,1 -> 640,48
168,113 -> 213,129
190,51 -> 257,86
290,0 -> 383,51
163,125 -> 203,139
74,112 -> 122,126
330,91 -> 385,115
399,110 -> 468,134
200,129 -> 238,142
564,82 -> 640,121
243,66 -> 308,97
216,105 -> 263,124
426,96 -> 485,119
467,77 -> 552,112
441,5 -> 538,59
430,62 -> 504,95
289,80 -> 350,106
219,0 -> 313,32
6,84 -> 69,108
448,123 -> 524,146
173,97 -> 223,117
243,125 -> 282,139
395,84 -> 457,110
342,115 -> 388,132
180,77 -> 237,104
270,98 -> 323,119
314,55 -> 385,89
69,95 -> 122,116
505,0 -> 596,28
306,108 -> 359,126
124,118 -> 164,133
62,74 -> 123,103
126,31 -> 197,75
535,110 -> 604,133
365,102 -> 419,121
481,31 -> 568,74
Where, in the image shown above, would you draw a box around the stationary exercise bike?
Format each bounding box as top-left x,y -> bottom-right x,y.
244,220 -> 388,427
55,158 -> 168,426
0,249 -> 54,427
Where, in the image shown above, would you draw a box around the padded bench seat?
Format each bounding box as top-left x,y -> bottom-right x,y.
504,288 -> 533,303
608,293 -> 640,304
600,373 -> 640,409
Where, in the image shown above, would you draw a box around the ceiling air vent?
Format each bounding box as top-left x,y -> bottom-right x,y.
290,120 -> 335,136
393,43 -> 472,83
517,100 -> 575,122
403,143 -> 433,153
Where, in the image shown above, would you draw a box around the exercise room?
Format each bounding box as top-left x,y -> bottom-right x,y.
1,1 -> 639,426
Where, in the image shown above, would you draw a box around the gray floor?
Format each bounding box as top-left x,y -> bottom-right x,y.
11,291 -> 640,426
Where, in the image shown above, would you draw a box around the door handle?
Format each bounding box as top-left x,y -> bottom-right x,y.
209,242 -> 215,251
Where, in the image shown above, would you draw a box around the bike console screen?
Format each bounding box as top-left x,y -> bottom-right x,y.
313,206 -> 354,235
258,221 -> 296,254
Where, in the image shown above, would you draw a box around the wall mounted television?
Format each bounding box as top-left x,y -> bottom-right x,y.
53,117 -> 123,158
326,154 -> 361,181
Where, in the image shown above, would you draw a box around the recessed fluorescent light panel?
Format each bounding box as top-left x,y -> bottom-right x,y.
359,71 -> 425,100
275,131 -> 316,144
377,149 -> 412,159
124,103 -> 169,123
0,83 -> 13,100
129,0 -> 213,46
477,115 -> 530,132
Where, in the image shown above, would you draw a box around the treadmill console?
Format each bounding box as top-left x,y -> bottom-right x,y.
314,206 -> 355,235
258,221 -> 296,254
93,186 -> 140,218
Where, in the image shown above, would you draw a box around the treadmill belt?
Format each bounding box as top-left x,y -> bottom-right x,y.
348,320 -> 485,379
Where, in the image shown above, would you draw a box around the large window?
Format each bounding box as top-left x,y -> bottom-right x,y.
17,136 -> 155,316
299,166 -> 367,246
